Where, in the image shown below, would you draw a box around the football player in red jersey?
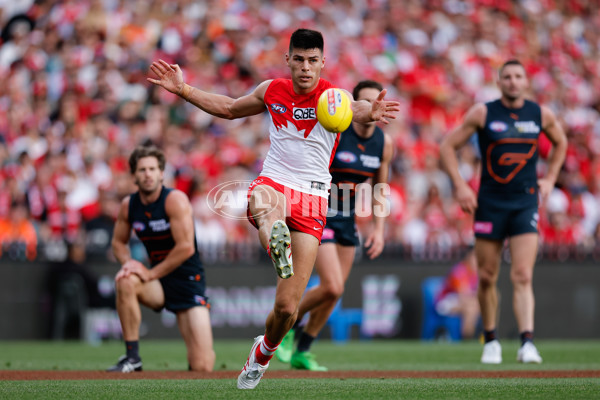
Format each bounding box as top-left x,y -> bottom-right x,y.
149,28 -> 400,389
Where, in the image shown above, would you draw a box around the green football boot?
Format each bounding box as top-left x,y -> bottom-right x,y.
275,329 -> 295,363
290,351 -> 328,371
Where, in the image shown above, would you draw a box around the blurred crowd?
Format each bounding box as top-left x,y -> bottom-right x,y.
1,0 -> 599,264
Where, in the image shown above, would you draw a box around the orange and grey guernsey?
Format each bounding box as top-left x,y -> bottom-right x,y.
128,186 -> 203,273
328,124 -> 385,217
477,99 -> 541,208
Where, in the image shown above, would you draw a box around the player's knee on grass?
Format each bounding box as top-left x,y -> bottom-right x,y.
189,351 -> 215,372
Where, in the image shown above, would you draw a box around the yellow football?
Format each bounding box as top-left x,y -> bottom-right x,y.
316,88 -> 353,133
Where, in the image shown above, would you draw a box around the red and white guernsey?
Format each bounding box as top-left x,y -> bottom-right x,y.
261,78 -> 341,198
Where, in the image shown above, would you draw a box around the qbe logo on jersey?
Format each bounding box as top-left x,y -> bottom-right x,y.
293,107 -> 316,120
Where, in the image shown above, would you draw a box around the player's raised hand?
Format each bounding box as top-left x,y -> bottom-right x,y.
147,59 -> 184,95
369,89 -> 401,124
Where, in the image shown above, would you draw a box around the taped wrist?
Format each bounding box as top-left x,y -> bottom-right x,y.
179,83 -> 193,100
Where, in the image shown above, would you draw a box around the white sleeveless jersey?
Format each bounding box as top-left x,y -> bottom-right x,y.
261,78 -> 341,198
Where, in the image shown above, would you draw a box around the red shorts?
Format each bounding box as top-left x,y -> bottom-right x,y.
246,176 -> 327,241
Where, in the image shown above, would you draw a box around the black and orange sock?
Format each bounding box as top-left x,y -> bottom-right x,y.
125,341 -> 139,360
520,331 -> 534,346
297,332 -> 315,352
483,329 -> 497,343
292,320 -> 302,336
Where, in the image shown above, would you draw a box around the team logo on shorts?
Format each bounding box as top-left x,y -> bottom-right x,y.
531,212 -> 539,229
321,228 -> 334,240
474,221 -> 493,234
489,121 -> 508,132
194,295 -> 208,306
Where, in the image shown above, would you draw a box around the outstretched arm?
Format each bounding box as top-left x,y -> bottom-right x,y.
349,89 -> 401,125
148,59 -> 269,119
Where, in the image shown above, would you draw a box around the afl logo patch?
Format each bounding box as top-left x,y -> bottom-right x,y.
336,151 -> 357,163
270,103 -> 287,113
489,121 -> 508,132
194,295 -> 207,306
132,221 -> 145,232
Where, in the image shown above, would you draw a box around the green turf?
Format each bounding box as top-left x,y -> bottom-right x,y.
1,339 -> 599,399
2,339 -> 600,371
1,378 -> 599,400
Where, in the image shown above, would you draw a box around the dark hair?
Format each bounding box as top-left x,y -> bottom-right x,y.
128,145 -> 166,174
499,59 -> 525,78
289,29 -> 324,54
352,80 -> 383,100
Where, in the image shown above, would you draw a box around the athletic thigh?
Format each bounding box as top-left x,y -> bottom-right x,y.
176,306 -> 214,354
336,244 -> 356,283
314,243 -> 344,289
137,278 -> 165,311
248,182 -> 286,228
475,237 -> 504,278
508,233 -> 539,275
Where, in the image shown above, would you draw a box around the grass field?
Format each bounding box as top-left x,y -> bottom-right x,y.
1,339 -> 599,399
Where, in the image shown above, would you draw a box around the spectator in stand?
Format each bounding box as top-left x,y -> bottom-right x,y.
26,163 -> 58,223
419,184 -> 454,253
44,185 -> 81,244
1,1 -> 600,261
85,189 -> 119,260
0,200 -> 38,260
